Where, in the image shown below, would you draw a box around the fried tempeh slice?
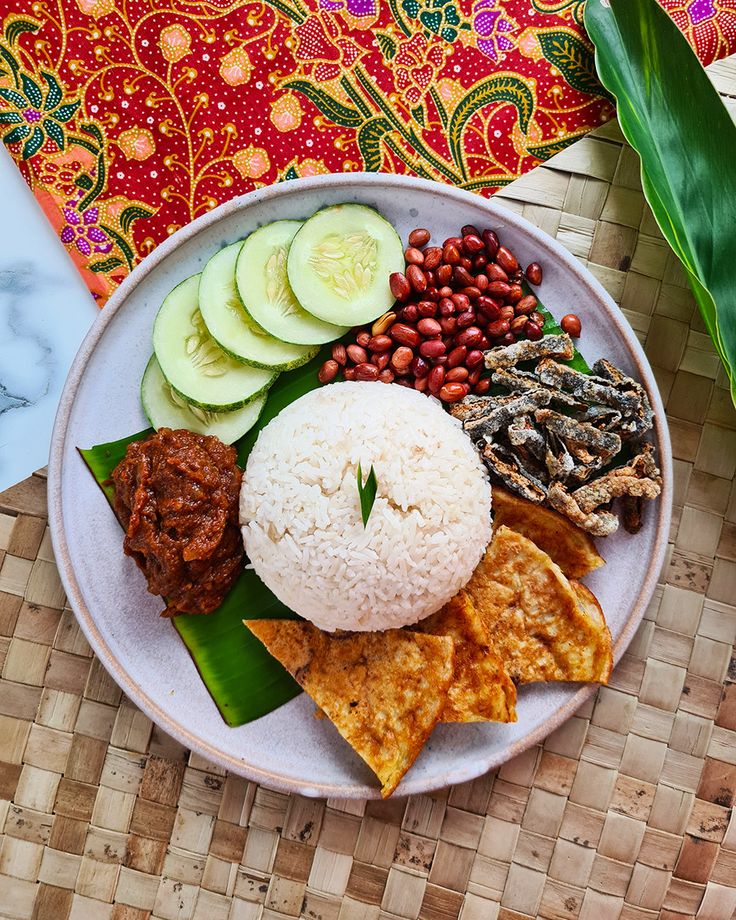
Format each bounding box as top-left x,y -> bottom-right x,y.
414,593 -> 516,724
491,486 -> 605,579
465,527 -> 612,684
244,619 -> 454,797
570,582 -> 611,683
483,334 -> 574,370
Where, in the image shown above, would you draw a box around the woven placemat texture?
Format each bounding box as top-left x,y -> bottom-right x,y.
2,61 -> 736,920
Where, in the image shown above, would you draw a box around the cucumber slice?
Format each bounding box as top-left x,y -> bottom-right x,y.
153,274 -> 277,411
199,243 -> 319,371
287,204 -> 404,327
141,355 -> 266,445
235,220 -> 348,345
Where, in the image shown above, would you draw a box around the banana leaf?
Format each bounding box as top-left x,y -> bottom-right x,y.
78,351 -> 328,726
585,0 -> 736,404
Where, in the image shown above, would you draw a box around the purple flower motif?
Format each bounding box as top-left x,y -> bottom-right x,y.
319,0 -> 375,15
23,109 -> 42,124
60,203 -> 113,257
473,0 -> 516,62
687,0 -> 716,25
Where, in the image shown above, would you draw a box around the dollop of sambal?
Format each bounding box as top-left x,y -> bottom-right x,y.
111,428 -> 243,615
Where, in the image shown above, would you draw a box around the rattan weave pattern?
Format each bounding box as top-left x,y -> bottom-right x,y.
1,57 -> 736,920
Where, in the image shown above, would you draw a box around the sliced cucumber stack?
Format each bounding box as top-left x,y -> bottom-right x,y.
142,355 -> 266,444
153,274 -> 276,411
199,243 -> 319,371
236,220 -> 348,345
287,204 -> 404,327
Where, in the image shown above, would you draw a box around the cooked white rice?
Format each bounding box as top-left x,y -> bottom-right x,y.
239,381 -> 492,632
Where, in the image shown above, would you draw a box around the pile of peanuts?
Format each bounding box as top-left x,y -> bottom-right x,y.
317,224 -> 582,404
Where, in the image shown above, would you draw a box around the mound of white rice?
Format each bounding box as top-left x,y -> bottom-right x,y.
239,381 -> 492,632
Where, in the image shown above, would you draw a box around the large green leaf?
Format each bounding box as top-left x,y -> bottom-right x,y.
585,0 -> 736,403
78,350 -> 327,725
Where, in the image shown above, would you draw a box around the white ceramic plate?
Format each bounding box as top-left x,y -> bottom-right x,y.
49,174 -> 672,798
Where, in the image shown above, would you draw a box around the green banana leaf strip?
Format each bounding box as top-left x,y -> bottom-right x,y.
585,0 -> 736,404
77,351 -> 329,727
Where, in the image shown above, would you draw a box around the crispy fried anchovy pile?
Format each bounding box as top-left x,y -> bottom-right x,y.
451,334 -> 662,537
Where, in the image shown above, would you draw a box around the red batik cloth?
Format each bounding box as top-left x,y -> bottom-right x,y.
0,0 -> 734,305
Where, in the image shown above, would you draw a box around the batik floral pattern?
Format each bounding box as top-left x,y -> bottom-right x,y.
0,0 -> 733,305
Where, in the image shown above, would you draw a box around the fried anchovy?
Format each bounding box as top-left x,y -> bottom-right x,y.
564,441 -> 608,484
547,482 -> 620,537
582,405 -> 623,431
491,367 -> 582,409
481,442 -> 547,503
611,442 -> 659,479
620,496 -> 644,534
572,473 -> 661,513
464,390 -> 551,438
536,359 -> 642,417
492,435 -> 549,481
449,394 -> 497,423
592,361 -> 654,433
535,408 -> 622,458
483,333 -> 574,370
545,438 -> 575,482
508,416 -> 547,462
571,445 -> 662,513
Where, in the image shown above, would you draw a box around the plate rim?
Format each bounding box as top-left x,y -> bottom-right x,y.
48,172 -> 673,798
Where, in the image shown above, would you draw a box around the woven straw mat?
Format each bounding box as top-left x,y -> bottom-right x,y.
2,56 -> 736,920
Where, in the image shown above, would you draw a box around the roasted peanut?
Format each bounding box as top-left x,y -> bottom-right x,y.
525,262 -> 543,286
318,360 -> 339,384
561,313 -> 582,337
439,382 -> 466,403
371,311 -> 396,336
389,271 -> 411,302
406,264 -> 427,293
495,245 -> 519,274
408,228 -> 431,247
391,346 -> 414,372
346,344 -> 368,364
354,362 -> 379,381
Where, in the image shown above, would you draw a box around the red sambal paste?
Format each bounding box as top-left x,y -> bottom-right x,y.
111,427 -> 243,615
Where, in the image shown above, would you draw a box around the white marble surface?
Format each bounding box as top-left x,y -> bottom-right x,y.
0,146 -> 96,492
